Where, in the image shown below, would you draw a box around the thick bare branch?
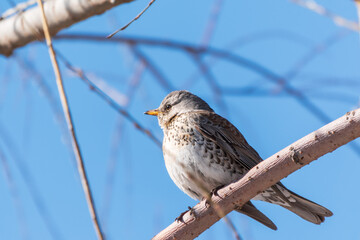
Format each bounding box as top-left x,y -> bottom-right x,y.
154,108 -> 360,240
0,0 -> 133,56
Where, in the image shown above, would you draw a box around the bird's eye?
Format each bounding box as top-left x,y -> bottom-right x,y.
165,104 -> 171,110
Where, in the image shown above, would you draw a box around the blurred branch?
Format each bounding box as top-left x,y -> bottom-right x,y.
298,75 -> 360,88
190,54 -> 221,96
154,108 -> 360,240
0,124 -> 63,240
355,0 -> 360,35
56,51 -> 162,147
182,0 -> 224,91
54,33 -> 360,151
222,87 -> 359,104
0,145 -> 29,240
226,30 -> 313,49
291,0 -> 359,32
182,30 -> 314,90
36,0 -> 104,239
101,60 -> 145,228
51,34 -> 314,95
14,55 -> 68,135
284,30 -> 348,81
201,0 -> 224,45
223,216 -> 242,240
189,53 -> 228,115
130,45 -> 175,91
52,34 -> 290,90
0,59 -> 13,110
0,0 -> 134,56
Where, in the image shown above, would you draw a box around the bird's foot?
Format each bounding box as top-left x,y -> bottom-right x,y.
202,195 -> 213,208
210,184 -> 225,197
175,206 -> 195,222
204,198 -> 211,208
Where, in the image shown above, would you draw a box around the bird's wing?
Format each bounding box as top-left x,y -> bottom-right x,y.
193,111 -> 262,170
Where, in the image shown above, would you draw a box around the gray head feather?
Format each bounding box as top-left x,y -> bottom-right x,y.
156,90 -> 213,128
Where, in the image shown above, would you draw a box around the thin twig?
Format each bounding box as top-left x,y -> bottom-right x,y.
107,0 -> 157,38
35,1 -> 104,239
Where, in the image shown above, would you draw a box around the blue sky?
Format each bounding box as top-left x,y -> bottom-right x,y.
0,0 -> 360,239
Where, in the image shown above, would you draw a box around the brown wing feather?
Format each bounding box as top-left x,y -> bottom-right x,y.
190,111 -> 332,226
193,111 -> 262,170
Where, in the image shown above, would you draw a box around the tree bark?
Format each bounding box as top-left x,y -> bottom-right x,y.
153,108 -> 360,240
0,0 -> 133,57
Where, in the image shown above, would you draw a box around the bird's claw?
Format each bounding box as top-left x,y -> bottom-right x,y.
175,206 -> 195,222
204,198 -> 211,207
210,184 -> 225,197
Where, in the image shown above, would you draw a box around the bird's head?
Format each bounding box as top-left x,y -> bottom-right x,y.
145,90 -> 213,129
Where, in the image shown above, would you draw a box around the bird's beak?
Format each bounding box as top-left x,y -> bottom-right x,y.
144,109 -> 160,116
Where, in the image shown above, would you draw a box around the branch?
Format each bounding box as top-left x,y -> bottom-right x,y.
130,45 -> 175,91
36,0 -> 104,239
0,145 -> 29,240
56,51 -> 162,148
107,0 -> 157,38
355,0 -> 360,35
0,0 -> 133,56
153,108 -> 360,240
54,33 -> 360,155
0,123 -> 63,240
291,0 -> 359,32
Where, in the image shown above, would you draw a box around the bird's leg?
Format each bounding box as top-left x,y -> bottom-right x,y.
175,206 -> 195,222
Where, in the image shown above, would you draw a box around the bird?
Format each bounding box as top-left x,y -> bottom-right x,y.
145,90 -> 332,230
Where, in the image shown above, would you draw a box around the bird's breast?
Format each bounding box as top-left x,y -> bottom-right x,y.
162,124 -> 241,200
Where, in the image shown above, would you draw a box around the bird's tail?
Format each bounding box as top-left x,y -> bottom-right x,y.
235,201 -> 277,230
274,184 -> 333,224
